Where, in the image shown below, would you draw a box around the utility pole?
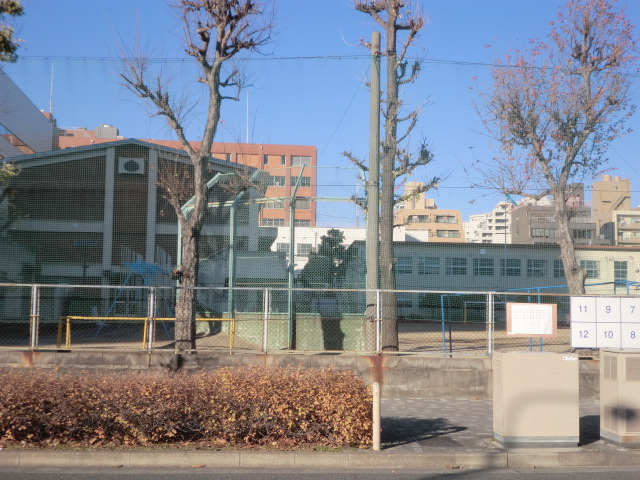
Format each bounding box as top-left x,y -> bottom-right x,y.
365,31 -> 381,352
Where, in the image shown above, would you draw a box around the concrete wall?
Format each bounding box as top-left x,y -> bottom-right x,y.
0,350 -> 600,400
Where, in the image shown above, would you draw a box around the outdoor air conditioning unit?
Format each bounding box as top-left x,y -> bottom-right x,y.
118,157 -> 145,175
493,352 -> 579,447
600,350 -> 640,446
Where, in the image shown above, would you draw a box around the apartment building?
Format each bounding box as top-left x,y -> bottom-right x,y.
394,181 -> 465,242
464,201 -> 513,244
510,185 -> 610,246
614,210 -> 640,247
592,175 -> 632,243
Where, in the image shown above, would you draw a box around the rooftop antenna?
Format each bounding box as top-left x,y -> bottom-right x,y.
245,91 -> 249,143
48,64 -> 54,114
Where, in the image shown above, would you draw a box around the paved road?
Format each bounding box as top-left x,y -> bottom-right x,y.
4,466 -> 640,480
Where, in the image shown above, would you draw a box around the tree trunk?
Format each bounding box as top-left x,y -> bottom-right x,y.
379,27 -> 400,352
174,222 -> 199,352
554,194 -> 586,295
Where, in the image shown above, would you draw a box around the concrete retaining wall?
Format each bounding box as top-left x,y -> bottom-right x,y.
0,350 -> 600,400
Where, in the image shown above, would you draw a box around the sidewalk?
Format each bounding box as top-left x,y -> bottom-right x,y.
2,398 -> 640,470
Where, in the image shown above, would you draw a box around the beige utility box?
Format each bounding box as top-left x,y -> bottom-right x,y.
493,351 -> 579,447
600,350 -> 640,446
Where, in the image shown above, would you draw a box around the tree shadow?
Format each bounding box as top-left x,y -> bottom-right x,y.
381,417 -> 467,449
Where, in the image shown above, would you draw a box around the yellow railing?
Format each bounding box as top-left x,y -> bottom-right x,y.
57,316 -> 235,350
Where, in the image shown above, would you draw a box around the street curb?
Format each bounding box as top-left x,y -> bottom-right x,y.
3,450 -> 640,469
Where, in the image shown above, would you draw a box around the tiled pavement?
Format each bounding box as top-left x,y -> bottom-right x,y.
380,398 -> 616,454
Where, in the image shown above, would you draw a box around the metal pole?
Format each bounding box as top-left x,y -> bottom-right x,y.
30,285 -> 39,349
147,287 -> 156,353
366,31 -> 381,351
228,202 -> 236,318
288,166 -> 305,350
263,288 -> 270,353
487,292 -> 494,355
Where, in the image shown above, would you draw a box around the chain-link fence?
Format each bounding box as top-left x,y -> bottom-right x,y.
0,283 -> 595,355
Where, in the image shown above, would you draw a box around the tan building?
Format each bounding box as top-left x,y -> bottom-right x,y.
394,182 -> 464,242
592,175 -> 631,243
614,210 -> 640,247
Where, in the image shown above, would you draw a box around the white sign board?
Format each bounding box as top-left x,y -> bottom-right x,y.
506,303 -> 557,337
570,296 -> 640,349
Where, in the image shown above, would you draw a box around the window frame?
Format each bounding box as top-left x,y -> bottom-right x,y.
445,257 -> 467,276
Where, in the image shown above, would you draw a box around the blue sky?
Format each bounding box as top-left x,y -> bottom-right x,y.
5,0 -> 640,227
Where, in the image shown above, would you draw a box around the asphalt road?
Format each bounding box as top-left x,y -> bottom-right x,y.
2,466 -> 640,480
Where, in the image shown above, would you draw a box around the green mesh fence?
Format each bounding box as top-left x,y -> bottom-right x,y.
0,283 -> 628,355
1,44 -> 639,356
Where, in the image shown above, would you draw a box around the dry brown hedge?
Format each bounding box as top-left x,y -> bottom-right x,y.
0,366 -> 372,449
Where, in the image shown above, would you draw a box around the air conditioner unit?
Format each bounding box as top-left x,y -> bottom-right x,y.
118,157 -> 145,175
493,352 -> 579,447
600,350 -> 640,446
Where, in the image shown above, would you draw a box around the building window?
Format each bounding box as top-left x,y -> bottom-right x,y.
261,218 -> 285,226
295,199 -> 310,210
446,257 -> 467,276
258,237 -> 273,252
408,215 -> 429,223
263,199 -> 285,209
263,154 -> 286,166
437,230 -> 461,238
580,260 -> 600,279
291,155 -> 312,166
572,229 -> 592,239
614,261 -> 628,282
435,215 -> 457,224
500,258 -> 521,277
213,152 -> 231,162
526,259 -> 547,278
236,236 -> 248,250
531,228 -> 556,238
297,243 -> 313,256
554,259 -> 565,278
276,242 -> 289,253
293,219 -> 310,227
418,257 -> 439,275
291,176 -> 311,187
267,175 -> 286,187
397,293 -> 412,309
473,258 -> 494,276
395,256 -> 412,274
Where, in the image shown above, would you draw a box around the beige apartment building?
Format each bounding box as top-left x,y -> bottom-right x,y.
592,175 -> 632,243
394,182 -> 465,242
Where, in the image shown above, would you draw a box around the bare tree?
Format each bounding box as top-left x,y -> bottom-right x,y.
347,0 -> 437,351
472,0 -> 638,295
121,0 -> 272,352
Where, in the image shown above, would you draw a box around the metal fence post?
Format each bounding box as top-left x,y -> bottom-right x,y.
375,289 -> 381,353
487,291 -> 495,355
146,287 -> 156,353
262,288 -> 270,353
29,284 -> 40,350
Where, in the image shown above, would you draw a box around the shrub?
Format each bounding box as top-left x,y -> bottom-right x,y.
0,366 -> 372,449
